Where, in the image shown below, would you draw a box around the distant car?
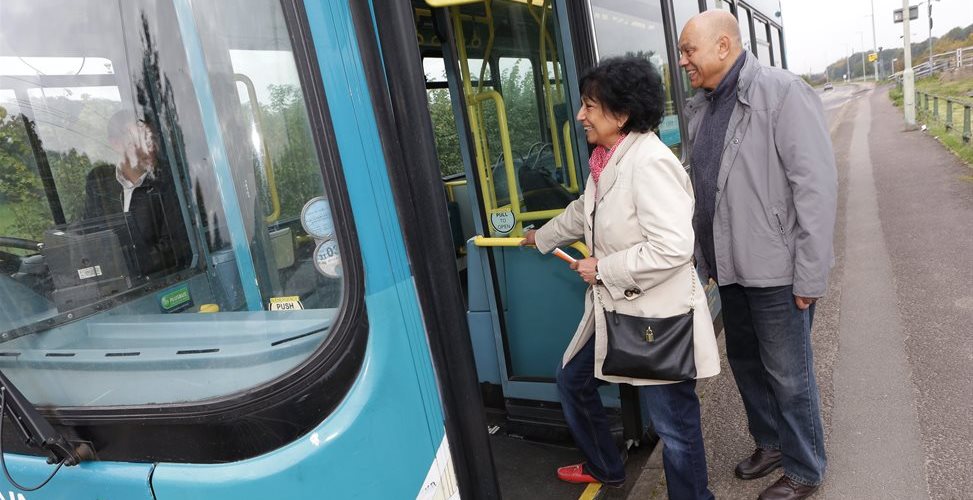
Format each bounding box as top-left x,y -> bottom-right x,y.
823,82 -> 834,91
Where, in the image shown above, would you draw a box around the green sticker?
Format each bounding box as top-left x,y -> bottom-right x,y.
160,285 -> 193,313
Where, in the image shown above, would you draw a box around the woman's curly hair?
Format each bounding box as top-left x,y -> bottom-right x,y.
579,56 -> 665,134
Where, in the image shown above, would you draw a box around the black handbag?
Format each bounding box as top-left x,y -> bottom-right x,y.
595,266 -> 698,381
589,202 -> 697,381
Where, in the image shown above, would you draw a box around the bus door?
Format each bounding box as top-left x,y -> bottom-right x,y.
416,0 -> 628,442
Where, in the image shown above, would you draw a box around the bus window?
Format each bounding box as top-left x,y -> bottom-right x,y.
673,0 -> 702,34
715,0 -> 734,12
0,0 -> 354,409
444,1 -> 582,237
496,57 -> 541,165
424,57 -> 489,177
755,18 -> 772,65
590,0 -> 683,156
772,26 -> 784,68
738,6 -> 753,54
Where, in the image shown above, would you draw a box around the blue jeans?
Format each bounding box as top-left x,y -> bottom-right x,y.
641,381 -> 715,500
556,336 -> 714,498
555,336 -> 625,485
719,284 -> 827,486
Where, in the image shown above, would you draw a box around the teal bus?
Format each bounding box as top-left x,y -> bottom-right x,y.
0,0 -> 785,498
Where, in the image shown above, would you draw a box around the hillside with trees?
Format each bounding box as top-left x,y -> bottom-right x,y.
810,22 -> 972,84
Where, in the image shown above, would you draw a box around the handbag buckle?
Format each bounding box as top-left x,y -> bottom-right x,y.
644,326 -> 654,343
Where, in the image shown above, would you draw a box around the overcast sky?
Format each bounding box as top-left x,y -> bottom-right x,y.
780,0 -> 973,74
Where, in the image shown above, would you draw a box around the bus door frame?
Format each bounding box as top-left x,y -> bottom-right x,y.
432,2 -> 608,406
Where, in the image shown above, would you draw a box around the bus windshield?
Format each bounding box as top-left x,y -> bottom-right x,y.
0,0 -> 345,408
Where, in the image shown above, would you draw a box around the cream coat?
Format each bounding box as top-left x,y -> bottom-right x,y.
535,132 -> 720,385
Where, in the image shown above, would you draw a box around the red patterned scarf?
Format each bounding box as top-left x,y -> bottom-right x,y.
588,133 -> 627,184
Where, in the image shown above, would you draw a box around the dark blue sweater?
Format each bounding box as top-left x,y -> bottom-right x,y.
691,53 -> 746,283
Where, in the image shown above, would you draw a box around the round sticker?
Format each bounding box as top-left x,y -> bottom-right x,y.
314,239 -> 342,278
301,197 -> 335,240
490,209 -> 515,235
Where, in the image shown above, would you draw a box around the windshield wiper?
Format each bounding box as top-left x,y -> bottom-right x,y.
0,369 -> 90,491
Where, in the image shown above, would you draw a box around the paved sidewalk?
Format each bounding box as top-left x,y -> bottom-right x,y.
631,85 -> 972,499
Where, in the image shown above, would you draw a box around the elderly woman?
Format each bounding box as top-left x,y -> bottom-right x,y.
522,57 -> 720,499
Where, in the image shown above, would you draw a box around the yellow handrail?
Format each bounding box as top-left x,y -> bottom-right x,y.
473,90 -> 521,234
235,73 -> 281,224
531,0 -> 563,171
561,121 -> 579,193
450,2 -> 577,237
473,236 -> 590,258
425,0 -> 482,7
444,179 -> 468,202
475,0 -> 495,93
451,7 -> 496,213
516,208 -> 563,221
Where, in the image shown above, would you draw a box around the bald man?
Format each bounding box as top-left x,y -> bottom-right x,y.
679,11 -> 837,500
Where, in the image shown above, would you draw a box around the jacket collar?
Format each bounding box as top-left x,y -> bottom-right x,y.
595,132 -> 639,196
584,132 -> 645,223
687,51 -> 760,111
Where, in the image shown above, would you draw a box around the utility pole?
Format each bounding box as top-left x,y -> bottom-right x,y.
860,32 -> 867,82
846,44 -> 851,83
903,0 -> 916,127
927,1 -> 934,73
871,0 -> 879,80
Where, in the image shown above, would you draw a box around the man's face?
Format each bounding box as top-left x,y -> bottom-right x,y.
678,23 -> 728,90
110,121 -> 156,182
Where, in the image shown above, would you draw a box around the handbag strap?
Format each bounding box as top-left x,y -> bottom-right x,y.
590,201 -> 697,313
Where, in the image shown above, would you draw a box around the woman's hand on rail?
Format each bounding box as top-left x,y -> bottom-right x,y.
520,229 -> 537,247
572,257 -> 599,285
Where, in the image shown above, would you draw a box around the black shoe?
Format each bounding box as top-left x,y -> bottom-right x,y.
734,448 -> 782,480
757,475 -> 819,500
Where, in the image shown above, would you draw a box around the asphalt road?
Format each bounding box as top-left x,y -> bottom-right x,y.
635,83 -> 972,500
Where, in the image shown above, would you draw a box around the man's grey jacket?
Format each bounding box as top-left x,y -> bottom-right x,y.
685,52 -> 837,298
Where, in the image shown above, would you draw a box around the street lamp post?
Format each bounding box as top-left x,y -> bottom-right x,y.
903,0 -> 916,126
917,0 -> 940,73
927,0 -> 937,73
859,32 -> 867,82
845,43 -> 852,83
870,0 -> 879,81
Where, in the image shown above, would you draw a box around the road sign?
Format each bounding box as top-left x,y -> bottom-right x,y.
868,53 -> 878,62
893,6 -> 918,23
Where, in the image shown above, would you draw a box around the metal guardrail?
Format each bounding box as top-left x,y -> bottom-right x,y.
916,90 -> 972,144
889,45 -> 973,81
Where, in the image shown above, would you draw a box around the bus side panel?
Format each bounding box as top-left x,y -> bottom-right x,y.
0,460 -> 154,500
151,1 -> 450,498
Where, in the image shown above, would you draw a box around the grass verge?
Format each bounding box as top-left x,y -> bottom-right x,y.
889,76 -> 973,167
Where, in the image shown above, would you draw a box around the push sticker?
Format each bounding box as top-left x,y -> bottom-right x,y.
269,296 -> 304,312
159,284 -> 193,313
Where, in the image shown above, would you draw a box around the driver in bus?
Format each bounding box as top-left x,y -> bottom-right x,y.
81,110 -> 189,277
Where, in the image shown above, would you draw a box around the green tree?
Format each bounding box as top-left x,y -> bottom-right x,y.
257,84 -> 325,220
0,108 -> 52,240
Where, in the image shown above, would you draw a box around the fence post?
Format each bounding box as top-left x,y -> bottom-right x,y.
946,100 -> 953,130
933,96 -> 938,121
964,105 -> 971,144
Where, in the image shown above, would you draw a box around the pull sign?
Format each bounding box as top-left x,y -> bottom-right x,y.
490,209 -> 515,235
269,296 -> 304,312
